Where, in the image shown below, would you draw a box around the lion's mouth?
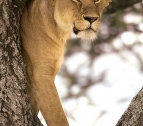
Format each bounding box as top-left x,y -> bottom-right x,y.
73,27 -> 96,35
73,27 -> 79,34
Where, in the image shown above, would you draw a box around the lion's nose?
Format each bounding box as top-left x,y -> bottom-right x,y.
83,16 -> 98,24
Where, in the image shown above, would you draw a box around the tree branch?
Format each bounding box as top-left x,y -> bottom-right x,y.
116,87 -> 143,126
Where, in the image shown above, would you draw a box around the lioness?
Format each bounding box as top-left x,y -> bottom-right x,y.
20,0 -> 111,125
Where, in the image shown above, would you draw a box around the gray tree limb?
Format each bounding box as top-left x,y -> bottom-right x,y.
116,88 -> 143,126
0,0 -> 42,125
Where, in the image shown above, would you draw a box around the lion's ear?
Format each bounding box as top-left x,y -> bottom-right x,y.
104,0 -> 112,7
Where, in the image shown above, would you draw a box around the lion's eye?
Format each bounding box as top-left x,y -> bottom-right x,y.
94,0 -> 101,4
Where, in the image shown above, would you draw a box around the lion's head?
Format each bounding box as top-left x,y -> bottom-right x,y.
54,0 -> 111,40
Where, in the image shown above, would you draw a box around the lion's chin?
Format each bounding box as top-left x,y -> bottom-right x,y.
76,29 -> 97,41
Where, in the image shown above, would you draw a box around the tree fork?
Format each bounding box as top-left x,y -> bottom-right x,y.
0,0 -> 143,125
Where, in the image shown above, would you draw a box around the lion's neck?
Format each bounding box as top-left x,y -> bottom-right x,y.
29,0 -> 71,45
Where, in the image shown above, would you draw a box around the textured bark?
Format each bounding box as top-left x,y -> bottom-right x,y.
0,0 -> 42,125
116,88 -> 143,126
0,0 -> 142,126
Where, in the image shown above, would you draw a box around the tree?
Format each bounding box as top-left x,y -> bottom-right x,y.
0,0 -> 142,125
116,87 -> 143,126
0,0 -> 42,125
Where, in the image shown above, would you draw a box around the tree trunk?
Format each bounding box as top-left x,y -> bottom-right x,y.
0,0 -> 42,125
0,0 -> 142,125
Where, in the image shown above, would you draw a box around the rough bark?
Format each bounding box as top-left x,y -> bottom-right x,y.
116,88 -> 143,126
0,0 -> 142,126
0,0 -> 42,125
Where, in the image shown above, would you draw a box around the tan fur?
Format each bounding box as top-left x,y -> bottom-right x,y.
20,0 -> 111,125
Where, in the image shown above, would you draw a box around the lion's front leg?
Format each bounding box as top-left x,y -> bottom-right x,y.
32,60 -> 69,126
28,84 -> 39,114
22,50 -> 40,114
